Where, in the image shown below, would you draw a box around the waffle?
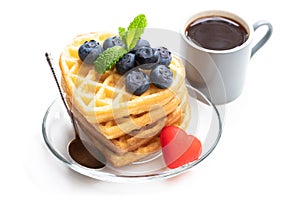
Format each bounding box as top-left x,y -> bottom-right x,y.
59,32 -> 191,167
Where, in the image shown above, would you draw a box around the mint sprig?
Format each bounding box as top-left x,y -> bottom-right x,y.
120,14 -> 147,51
94,46 -> 127,74
94,14 -> 147,74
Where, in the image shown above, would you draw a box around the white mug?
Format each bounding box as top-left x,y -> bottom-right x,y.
180,10 -> 273,104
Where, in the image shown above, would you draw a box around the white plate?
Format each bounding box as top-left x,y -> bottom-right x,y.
42,84 -> 222,183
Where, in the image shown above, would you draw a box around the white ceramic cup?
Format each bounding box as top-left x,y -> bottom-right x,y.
180,10 -> 273,104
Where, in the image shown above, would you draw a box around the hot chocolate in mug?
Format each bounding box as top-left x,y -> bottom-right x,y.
180,10 -> 273,104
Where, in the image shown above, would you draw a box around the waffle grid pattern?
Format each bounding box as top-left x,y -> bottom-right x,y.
59,32 -> 190,166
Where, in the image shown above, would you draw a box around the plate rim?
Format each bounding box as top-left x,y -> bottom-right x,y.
42,84 -> 222,183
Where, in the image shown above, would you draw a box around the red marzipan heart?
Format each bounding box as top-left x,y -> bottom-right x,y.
160,126 -> 202,169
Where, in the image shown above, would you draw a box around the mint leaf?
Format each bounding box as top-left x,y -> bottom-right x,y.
94,46 -> 127,74
119,27 -> 126,42
94,14 -> 147,74
128,14 -> 147,30
125,28 -> 144,50
119,14 -> 147,51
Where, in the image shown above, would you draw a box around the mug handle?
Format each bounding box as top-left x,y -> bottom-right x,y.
251,20 -> 273,57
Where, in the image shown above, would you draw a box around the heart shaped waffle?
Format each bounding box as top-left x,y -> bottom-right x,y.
59,32 -> 191,167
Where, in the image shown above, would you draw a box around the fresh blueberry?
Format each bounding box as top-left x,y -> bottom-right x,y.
116,53 -> 136,75
131,39 -> 150,52
150,65 -> 173,89
157,47 -> 172,66
137,62 -> 158,70
78,40 -> 103,64
125,70 -> 150,95
103,36 -> 125,50
135,46 -> 159,66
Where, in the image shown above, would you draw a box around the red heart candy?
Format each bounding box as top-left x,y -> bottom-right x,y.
160,126 -> 202,169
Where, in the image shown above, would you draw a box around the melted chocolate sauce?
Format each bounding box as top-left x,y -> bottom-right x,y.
68,139 -> 106,169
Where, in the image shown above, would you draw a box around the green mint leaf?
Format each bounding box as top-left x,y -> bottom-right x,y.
128,14 -> 147,30
118,27 -> 126,43
94,46 -> 127,74
122,14 -> 147,51
126,28 -> 145,50
126,14 -> 147,50
93,14 -> 147,74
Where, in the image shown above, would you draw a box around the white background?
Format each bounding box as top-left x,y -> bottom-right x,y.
1,0 -> 299,199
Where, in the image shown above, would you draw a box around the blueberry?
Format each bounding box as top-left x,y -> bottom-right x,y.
157,47 -> 172,66
78,40 -> 103,64
125,70 -> 150,95
131,39 -> 150,52
103,36 -> 125,50
150,65 -> 173,89
135,46 -> 159,66
137,62 -> 157,70
116,53 -> 136,75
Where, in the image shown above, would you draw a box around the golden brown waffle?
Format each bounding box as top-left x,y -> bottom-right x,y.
74,101 -> 191,167
59,32 -> 190,167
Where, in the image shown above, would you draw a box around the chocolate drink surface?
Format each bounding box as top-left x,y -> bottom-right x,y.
185,16 -> 248,50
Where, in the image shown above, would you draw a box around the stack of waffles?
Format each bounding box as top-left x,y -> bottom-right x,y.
59,32 -> 190,167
